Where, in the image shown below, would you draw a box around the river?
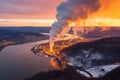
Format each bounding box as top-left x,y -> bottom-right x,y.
0,40 -> 52,80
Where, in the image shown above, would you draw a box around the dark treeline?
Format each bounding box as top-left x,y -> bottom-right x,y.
25,66 -> 120,80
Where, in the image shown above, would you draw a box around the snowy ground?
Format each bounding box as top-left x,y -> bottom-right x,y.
76,64 -> 120,78
35,33 -> 120,78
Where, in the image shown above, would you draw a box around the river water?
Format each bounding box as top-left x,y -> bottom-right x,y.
0,40 -> 52,80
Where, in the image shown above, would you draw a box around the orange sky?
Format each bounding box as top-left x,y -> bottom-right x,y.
0,0 -> 120,26
0,0 -> 64,26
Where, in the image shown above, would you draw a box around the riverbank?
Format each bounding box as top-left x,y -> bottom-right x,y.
0,28 -> 49,51
0,40 -> 52,80
0,40 -> 13,51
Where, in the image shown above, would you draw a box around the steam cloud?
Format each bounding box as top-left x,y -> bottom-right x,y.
50,0 -> 101,41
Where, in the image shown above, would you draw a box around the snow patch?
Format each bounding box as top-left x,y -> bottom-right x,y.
86,64 -> 120,77
76,69 -> 91,78
91,52 -> 103,60
76,64 -> 120,78
66,50 -> 104,68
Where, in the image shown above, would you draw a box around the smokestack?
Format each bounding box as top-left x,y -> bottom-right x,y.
50,0 -> 101,50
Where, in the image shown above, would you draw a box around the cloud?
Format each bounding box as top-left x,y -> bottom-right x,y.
0,0 -> 64,19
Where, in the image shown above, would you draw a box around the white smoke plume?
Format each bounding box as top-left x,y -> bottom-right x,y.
50,0 -> 101,40
50,0 -> 102,49
72,27 -> 96,36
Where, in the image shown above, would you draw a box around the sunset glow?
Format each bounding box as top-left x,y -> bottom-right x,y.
0,0 -> 63,26
69,18 -> 120,26
0,0 -> 120,26
0,19 -> 55,26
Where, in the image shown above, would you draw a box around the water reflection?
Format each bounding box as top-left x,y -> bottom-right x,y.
0,41 -> 52,80
50,58 -> 66,70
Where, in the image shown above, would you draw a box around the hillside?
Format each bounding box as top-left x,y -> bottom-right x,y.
61,37 -> 120,68
0,28 -> 49,51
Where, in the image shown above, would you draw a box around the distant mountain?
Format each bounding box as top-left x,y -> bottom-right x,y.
0,28 -> 49,51
84,27 -> 120,38
0,28 -> 48,43
1,27 -> 120,38
69,27 -> 120,38
0,27 -> 50,33
61,37 -> 120,69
